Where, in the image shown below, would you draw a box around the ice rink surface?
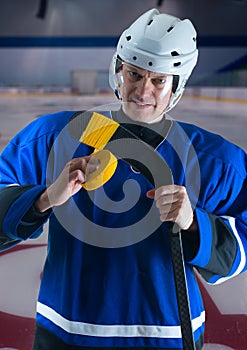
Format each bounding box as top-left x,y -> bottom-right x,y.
0,92 -> 246,152
0,92 -> 246,350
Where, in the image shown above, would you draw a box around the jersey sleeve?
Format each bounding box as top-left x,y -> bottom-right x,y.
187,149 -> 247,285
0,184 -> 50,251
0,119 -> 55,251
0,110 -> 88,252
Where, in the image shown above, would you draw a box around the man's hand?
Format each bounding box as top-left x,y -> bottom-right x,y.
146,185 -> 194,230
35,155 -> 99,213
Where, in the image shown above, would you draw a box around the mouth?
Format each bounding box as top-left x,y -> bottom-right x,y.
131,99 -> 154,109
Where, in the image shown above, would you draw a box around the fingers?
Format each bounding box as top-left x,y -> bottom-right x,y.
67,155 -> 100,182
146,185 -> 193,230
85,156 -> 100,176
146,189 -> 155,199
155,186 -> 183,223
155,185 -> 185,208
67,156 -> 98,173
42,155 -> 99,210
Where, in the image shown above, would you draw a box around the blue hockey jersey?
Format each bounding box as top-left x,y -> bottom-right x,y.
0,110 -> 246,349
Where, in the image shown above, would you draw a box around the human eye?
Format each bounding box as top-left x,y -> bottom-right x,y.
128,70 -> 142,81
154,77 -> 167,85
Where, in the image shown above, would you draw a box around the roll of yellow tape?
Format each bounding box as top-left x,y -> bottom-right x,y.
81,149 -> 118,191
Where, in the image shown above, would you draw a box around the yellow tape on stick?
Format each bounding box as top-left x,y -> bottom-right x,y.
81,149 -> 118,191
79,112 -> 119,150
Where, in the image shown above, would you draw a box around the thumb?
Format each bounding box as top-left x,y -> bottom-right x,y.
146,189 -> 155,199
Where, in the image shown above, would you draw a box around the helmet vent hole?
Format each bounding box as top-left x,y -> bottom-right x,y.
147,20 -> 153,25
126,36 -> 131,41
171,51 -> 179,56
167,26 -> 174,33
133,56 -> 137,61
193,37 -> 196,42
148,62 -> 153,66
174,62 -> 181,67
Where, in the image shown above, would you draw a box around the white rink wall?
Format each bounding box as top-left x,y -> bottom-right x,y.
185,87 -> 247,101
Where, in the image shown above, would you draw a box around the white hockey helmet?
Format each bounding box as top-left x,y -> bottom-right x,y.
109,8 -> 198,112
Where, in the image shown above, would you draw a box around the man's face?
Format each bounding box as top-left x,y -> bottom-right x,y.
118,62 -> 173,123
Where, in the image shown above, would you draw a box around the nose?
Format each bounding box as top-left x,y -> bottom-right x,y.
135,77 -> 153,99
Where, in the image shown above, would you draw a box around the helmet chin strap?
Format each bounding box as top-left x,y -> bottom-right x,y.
166,90 -> 183,113
114,89 -> 121,100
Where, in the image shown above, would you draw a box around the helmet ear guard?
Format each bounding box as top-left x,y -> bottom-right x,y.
109,54 -> 122,100
109,8 -> 198,112
172,75 -> 179,94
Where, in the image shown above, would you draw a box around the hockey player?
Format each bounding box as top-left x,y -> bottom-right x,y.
0,8 -> 246,350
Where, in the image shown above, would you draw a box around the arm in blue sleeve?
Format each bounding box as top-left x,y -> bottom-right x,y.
188,181 -> 247,285
0,185 -> 51,251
